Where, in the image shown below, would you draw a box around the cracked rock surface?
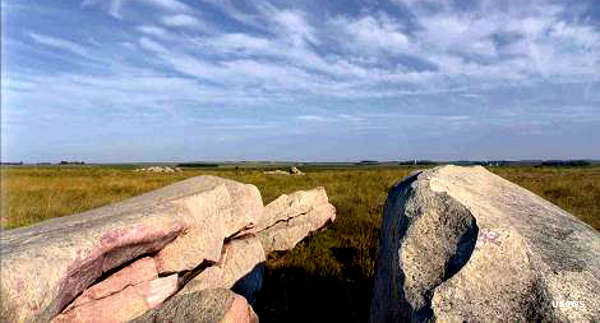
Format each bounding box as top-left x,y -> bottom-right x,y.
0,176 -> 335,323
370,165 -> 600,323
257,187 -> 336,254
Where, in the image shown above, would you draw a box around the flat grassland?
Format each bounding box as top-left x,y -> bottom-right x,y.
2,165 -> 599,322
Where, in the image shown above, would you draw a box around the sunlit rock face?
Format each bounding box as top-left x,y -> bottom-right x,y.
370,165 -> 600,323
257,187 -> 336,254
0,175 -> 335,323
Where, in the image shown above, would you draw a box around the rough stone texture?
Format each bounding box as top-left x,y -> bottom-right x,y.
0,175 -> 261,323
153,176 -> 263,273
53,274 -> 178,323
66,257 -> 158,311
179,236 -> 265,303
130,288 -> 258,323
370,165 -> 600,323
152,184 -> 231,273
1,174 -> 336,323
257,187 -> 336,254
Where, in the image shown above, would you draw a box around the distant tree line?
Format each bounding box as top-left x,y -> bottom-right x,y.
538,160 -> 590,167
60,161 -> 85,165
176,163 -> 220,168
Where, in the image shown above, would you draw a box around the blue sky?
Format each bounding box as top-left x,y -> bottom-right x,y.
2,0 -> 599,162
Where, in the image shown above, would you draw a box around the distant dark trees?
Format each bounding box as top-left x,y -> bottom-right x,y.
396,160 -> 437,165
356,160 -> 379,165
176,163 -> 219,168
539,160 -> 590,167
59,161 -> 85,165
0,161 -> 23,165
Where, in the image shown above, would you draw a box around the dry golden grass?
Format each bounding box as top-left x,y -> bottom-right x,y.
1,165 -> 598,322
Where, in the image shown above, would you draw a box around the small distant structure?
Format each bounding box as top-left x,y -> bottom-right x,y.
134,166 -> 182,173
264,166 -> 305,176
290,166 -> 303,175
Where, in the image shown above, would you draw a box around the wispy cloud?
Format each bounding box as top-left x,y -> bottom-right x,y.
28,32 -> 88,57
82,0 -> 188,18
143,0 -> 188,11
137,25 -> 168,38
297,115 -> 328,122
4,0 -> 600,161
138,37 -> 168,53
161,14 -> 204,29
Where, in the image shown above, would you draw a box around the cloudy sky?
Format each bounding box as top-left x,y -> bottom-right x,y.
2,0 -> 599,162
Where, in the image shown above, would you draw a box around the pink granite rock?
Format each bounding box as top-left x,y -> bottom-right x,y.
257,187 -> 336,254
53,274 -> 178,323
255,187 -> 329,232
153,176 -> 263,274
179,236 -> 266,302
221,293 -> 259,323
0,176 -> 262,323
65,257 -> 158,311
153,184 -> 231,273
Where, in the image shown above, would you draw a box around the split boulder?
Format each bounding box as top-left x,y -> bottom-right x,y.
370,165 -> 600,322
0,176 -> 262,322
0,175 -> 336,323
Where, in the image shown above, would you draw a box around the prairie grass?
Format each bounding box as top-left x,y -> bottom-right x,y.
1,165 -> 598,322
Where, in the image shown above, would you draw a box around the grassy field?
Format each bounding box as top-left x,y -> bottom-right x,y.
1,165 -> 599,322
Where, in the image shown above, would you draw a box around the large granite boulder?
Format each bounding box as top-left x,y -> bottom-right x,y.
130,288 -> 258,323
0,176 -> 262,323
1,174 -> 337,322
257,187 -> 336,254
370,165 -> 600,322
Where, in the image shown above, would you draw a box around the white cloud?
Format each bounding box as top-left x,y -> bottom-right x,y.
138,37 -> 168,53
109,0 -> 124,18
161,14 -> 203,28
28,32 -> 89,57
271,10 -> 319,46
194,33 -> 273,53
28,0 -> 600,109
137,25 -> 168,38
333,15 -> 410,54
142,0 -> 188,11
297,115 -> 328,122
82,0 -> 188,18
120,41 -> 136,49
339,114 -> 365,122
